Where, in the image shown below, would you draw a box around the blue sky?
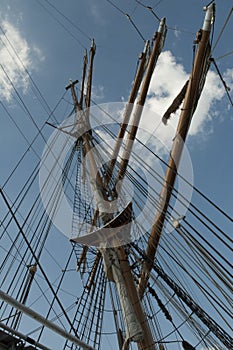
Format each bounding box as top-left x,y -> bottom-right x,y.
0,1 -> 232,349
0,0 -> 232,208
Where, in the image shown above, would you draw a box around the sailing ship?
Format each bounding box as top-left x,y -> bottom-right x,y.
0,1 -> 232,350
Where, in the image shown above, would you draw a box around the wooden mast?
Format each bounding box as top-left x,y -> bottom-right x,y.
69,18 -> 167,350
138,2 -> 215,298
104,40 -> 150,187
116,19 -> 167,184
109,18 -> 167,350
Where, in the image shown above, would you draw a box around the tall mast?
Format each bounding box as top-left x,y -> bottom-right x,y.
105,40 -> 150,186
138,2 -> 215,298
80,50 -> 88,108
103,18 -> 167,350
71,18 -> 167,350
116,18 -> 167,184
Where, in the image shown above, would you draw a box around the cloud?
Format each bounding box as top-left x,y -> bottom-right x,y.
140,50 -> 228,149
0,19 -> 44,101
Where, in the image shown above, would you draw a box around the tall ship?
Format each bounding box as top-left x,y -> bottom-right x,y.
0,1 -> 232,349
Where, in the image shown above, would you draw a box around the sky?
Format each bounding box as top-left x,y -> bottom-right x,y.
0,0 -> 232,207
0,0 -> 232,349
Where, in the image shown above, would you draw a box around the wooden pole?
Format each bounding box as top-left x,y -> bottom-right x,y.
80,51 -> 88,108
68,23 -> 167,347
116,19 -> 167,184
112,19 -> 167,350
105,40 -> 150,186
86,39 -> 96,122
138,3 -> 215,298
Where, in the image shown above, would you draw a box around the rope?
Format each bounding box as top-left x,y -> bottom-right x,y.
210,57 -> 233,107
34,0 -> 87,49
0,188 -> 80,339
106,0 -> 145,41
42,0 -> 92,41
216,50 -> 233,61
211,6 -> 233,53
88,97 -> 232,222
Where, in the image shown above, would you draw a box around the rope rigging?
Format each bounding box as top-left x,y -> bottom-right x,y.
1,93 -> 231,348
1,2 -> 232,349
34,0 -> 88,50
106,0 -> 146,42
88,96 -> 232,222
130,242 -> 233,349
211,5 -> 233,54
210,57 -> 233,107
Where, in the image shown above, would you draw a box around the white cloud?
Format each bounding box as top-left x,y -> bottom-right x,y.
140,50 -> 229,149
0,19 -> 43,101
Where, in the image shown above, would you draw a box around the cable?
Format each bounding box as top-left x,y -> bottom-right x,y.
106,0 -> 145,41
88,96 -> 232,222
0,188 -> 81,339
211,6 -> 233,53
216,50 -> 233,60
210,57 -> 233,107
42,0 -> 92,41
135,0 -> 195,35
34,0 -> 87,49
125,13 -> 146,41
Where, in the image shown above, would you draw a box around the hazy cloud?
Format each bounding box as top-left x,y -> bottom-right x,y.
89,2 -> 106,26
0,19 -> 44,101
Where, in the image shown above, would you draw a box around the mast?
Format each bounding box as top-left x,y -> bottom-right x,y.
138,2 -> 215,298
116,18 -> 167,184
71,18 -> 167,350
105,40 -> 150,186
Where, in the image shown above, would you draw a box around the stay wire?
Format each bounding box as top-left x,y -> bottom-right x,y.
92,119 -> 231,248
1,89 -> 67,190
106,0 -> 145,41
149,226 -> 232,318
34,0 -> 87,50
131,242 -> 232,348
135,0 -> 195,35
133,191 -> 231,320
42,0 -> 92,41
216,50 -> 233,61
94,123 -> 231,292
210,57 -> 233,107
211,6 -> 233,54
159,231 -> 233,318
133,246 -> 208,348
0,64 -> 51,145
0,188 -> 81,339
36,248 -> 75,343
88,96 -> 232,222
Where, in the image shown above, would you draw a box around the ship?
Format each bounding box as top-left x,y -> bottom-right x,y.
0,1 -> 232,350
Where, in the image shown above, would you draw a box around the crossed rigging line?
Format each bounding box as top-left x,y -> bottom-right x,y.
0,2 -> 232,346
